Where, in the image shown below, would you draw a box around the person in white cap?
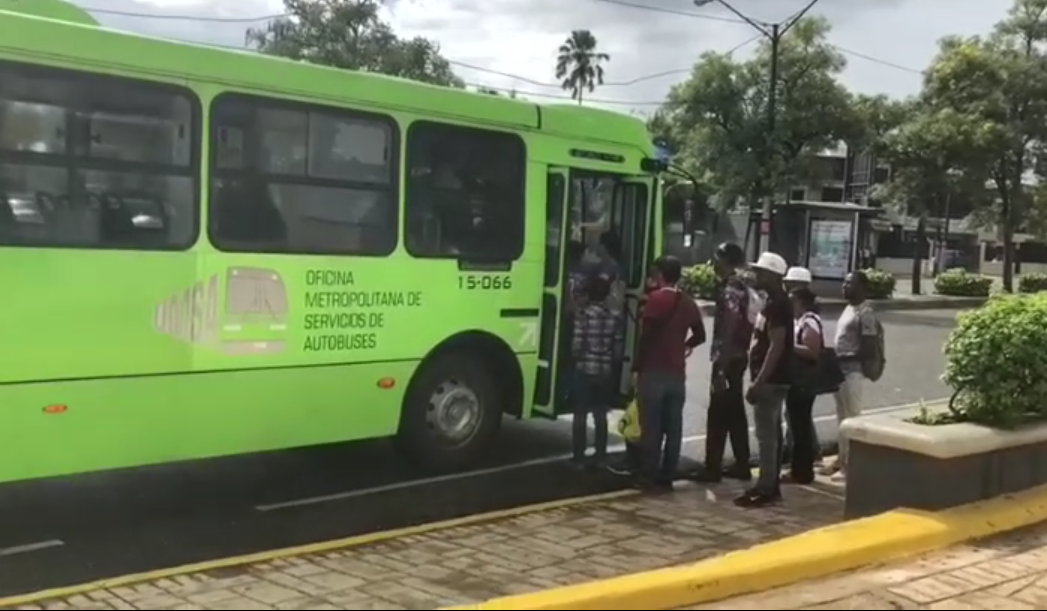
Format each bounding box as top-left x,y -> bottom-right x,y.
737,252 -> 793,508
782,265 -> 822,466
783,266 -> 812,291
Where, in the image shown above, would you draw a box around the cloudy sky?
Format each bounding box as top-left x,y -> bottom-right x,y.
67,0 -> 1012,114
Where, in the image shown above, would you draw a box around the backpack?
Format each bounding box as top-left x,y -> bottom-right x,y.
861,313 -> 887,382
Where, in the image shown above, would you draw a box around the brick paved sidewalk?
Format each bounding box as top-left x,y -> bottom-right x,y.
689,519 -> 1047,610
5,482 -> 843,610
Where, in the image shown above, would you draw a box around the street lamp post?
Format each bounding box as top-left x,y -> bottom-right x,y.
693,0 -> 821,254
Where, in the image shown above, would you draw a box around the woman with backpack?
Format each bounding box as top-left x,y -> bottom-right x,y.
783,286 -> 823,485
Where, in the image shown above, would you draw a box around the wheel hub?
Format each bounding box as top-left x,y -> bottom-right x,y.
426,380 -> 481,445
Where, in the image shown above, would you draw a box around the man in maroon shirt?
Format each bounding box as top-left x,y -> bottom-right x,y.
633,255 -> 706,492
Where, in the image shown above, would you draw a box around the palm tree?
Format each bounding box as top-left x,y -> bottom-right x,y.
555,30 -> 610,104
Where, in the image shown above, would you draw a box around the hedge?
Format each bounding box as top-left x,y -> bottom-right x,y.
934,268 -> 993,297
1019,272 -> 1047,294
943,292 -> 1047,427
679,263 -> 718,300
862,268 -> 896,299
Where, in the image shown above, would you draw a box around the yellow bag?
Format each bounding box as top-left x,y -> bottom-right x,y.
617,399 -> 642,443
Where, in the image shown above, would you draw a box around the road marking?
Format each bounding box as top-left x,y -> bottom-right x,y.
256,398 -> 944,512
0,490 -> 636,609
0,540 -> 63,557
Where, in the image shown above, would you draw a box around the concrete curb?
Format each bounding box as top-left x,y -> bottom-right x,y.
697,296 -> 985,316
443,483 -> 1047,610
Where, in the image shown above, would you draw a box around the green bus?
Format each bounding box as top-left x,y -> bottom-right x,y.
0,2 -> 666,483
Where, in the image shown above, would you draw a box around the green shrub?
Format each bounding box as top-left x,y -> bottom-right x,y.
934,268 -> 993,297
943,293 -> 1047,427
1019,272 -> 1047,294
862,268 -> 896,299
680,263 -> 718,300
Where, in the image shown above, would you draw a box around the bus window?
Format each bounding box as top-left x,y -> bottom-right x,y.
404,121 -> 525,262
208,94 -> 398,257
0,60 -> 197,249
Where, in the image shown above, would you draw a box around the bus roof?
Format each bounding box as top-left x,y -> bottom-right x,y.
0,6 -> 652,155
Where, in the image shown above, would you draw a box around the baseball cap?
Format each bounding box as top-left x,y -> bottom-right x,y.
784,266 -> 812,283
751,252 -> 788,276
713,242 -> 746,267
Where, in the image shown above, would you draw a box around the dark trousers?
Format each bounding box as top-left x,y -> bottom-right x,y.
571,372 -> 612,460
785,386 -> 817,483
704,358 -> 750,471
638,371 -> 686,483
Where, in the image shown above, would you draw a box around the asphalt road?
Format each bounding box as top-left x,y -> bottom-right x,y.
0,308 -> 960,597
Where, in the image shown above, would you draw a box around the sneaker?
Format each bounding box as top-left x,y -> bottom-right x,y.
606,462 -> 633,476
733,488 -> 781,508
830,470 -> 847,483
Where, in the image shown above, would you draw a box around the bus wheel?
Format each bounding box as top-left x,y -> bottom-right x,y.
397,352 -> 501,472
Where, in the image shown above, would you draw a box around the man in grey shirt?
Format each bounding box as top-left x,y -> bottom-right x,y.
824,271 -> 880,482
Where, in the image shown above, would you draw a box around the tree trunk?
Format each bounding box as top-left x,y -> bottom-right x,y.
911,217 -> 925,295
1001,191 -> 1015,293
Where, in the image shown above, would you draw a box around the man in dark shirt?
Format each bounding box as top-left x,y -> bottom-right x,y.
737,251 -> 793,508
694,242 -> 753,483
633,255 -> 706,492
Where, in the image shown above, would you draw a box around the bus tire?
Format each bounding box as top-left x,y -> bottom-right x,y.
396,351 -> 502,472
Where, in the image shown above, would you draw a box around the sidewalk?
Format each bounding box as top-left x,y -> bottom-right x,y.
687,519 -> 1047,609
0,481 -> 844,610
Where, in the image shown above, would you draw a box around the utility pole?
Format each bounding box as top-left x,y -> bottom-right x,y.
694,0 -> 821,255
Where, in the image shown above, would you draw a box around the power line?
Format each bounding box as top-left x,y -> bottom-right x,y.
81,6 -> 284,22
74,3 -> 922,101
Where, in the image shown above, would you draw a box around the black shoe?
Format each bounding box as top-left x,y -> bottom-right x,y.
637,478 -> 674,494
723,464 -> 753,481
733,487 -> 781,508
689,467 -> 722,483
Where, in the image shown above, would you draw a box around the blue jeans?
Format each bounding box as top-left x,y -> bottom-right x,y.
752,385 -> 788,495
637,371 -> 686,483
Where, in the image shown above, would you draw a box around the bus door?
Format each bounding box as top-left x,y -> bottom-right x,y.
532,168 -> 570,418
606,176 -> 654,398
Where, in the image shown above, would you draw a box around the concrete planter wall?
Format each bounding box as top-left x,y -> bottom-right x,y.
840,414 -> 1047,519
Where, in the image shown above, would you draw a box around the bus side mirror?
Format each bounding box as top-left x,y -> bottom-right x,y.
640,158 -> 668,173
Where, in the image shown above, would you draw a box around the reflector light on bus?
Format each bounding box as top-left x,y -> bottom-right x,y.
42,404 -> 68,414
377,378 -> 396,389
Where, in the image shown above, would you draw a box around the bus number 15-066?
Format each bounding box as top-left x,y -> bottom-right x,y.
458,275 -> 512,290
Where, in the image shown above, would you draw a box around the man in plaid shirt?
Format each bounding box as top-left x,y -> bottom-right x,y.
570,274 -> 623,467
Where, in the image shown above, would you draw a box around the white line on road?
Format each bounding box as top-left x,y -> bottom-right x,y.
0,540 -> 64,557
255,399 -> 942,512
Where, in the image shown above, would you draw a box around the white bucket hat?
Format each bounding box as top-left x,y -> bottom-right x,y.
751,252 -> 788,276
784,266 -> 812,283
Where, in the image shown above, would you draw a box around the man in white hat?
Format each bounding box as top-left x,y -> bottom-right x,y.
737,252 -> 793,508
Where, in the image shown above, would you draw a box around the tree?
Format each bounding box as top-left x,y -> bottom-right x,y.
663,17 -> 858,212
554,30 -> 610,104
246,0 -> 463,87
920,0 -> 1047,291
873,105 -> 992,293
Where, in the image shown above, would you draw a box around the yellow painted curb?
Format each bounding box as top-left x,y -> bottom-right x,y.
444,483 -> 1047,610
0,489 -> 637,608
